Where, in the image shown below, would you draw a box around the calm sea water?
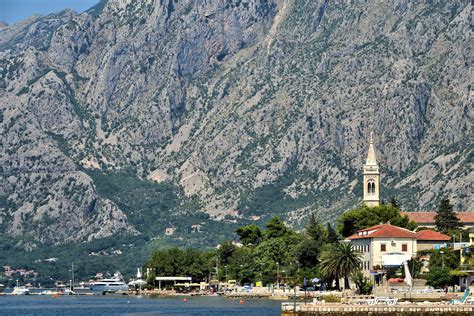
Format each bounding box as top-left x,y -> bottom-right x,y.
0,295 -> 282,316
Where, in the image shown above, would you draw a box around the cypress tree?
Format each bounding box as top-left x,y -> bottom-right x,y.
434,198 -> 461,234
326,223 -> 339,243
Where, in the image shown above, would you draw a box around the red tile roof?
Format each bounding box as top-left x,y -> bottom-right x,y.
401,212 -> 474,224
347,224 -> 417,240
415,229 -> 451,241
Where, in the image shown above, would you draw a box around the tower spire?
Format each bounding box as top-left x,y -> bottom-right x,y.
363,132 -> 380,207
366,131 -> 377,166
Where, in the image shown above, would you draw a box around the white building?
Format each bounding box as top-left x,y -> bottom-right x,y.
348,224 -> 417,276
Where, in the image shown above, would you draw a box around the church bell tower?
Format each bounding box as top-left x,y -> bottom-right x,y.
363,132 -> 380,207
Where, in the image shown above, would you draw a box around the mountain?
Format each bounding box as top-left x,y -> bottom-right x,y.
0,0 -> 472,253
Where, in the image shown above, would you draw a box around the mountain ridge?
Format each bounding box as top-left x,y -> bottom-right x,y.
0,0 -> 472,248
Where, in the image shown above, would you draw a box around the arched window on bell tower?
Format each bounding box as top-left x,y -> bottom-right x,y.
367,179 -> 376,195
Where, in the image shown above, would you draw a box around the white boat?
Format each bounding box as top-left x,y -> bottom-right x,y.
90,275 -> 128,294
12,286 -> 30,295
63,289 -> 76,295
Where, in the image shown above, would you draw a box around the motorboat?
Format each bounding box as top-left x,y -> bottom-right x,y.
12,285 -> 30,295
90,274 -> 128,294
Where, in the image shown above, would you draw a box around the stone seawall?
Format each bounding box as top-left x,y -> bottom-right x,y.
281,303 -> 474,315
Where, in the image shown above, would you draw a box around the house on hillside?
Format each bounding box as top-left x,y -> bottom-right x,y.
165,227 -> 175,236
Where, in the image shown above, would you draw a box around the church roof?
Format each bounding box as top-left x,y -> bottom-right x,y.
402,212 -> 474,224
415,229 -> 451,241
347,224 -> 416,240
365,132 -> 377,166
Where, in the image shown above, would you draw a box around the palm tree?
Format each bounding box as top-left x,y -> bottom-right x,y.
319,242 -> 362,290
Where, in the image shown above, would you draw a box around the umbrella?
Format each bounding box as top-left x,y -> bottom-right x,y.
403,260 -> 413,287
311,278 -> 320,283
128,279 -> 147,286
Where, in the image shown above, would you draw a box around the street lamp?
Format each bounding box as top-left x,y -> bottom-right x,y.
440,251 -> 445,269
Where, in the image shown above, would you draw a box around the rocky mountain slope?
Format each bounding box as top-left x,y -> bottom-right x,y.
0,0 -> 472,247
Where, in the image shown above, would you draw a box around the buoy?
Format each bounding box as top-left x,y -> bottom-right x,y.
183,298 -> 188,302
127,300 -> 130,304
239,299 -> 244,304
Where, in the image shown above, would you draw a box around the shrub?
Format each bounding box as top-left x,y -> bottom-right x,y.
323,294 -> 341,303
352,270 -> 373,295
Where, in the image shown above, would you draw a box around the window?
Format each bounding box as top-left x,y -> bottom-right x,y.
381,244 -> 386,252
367,180 -> 376,194
402,244 -> 408,252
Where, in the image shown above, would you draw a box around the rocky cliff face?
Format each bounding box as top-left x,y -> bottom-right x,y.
0,0 -> 471,245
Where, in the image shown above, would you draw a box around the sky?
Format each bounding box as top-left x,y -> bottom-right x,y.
0,0 -> 100,24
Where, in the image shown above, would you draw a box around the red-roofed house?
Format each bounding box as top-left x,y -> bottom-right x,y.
415,229 -> 451,251
347,224 -> 417,276
401,212 -> 474,230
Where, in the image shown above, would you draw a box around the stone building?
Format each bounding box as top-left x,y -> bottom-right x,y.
348,224 -> 417,277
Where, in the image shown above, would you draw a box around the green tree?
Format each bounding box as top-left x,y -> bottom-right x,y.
326,223 -> 339,243
306,213 -> 327,243
218,240 -> 237,265
236,224 -> 262,246
320,243 -> 362,290
337,204 -> 417,237
429,249 -> 459,270
425,267 -> 456,288
265,217 -> 288,239
295,239 -> 320,268
434,198 -> 461,234
351,270 -> 373,295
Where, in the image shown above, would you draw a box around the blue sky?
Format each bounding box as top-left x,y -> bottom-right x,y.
0,0 -> 100,24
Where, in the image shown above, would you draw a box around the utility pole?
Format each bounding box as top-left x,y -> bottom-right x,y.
276,262 -> 280,289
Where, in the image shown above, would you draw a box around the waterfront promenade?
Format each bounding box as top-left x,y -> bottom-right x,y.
281,303 -> 474,315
